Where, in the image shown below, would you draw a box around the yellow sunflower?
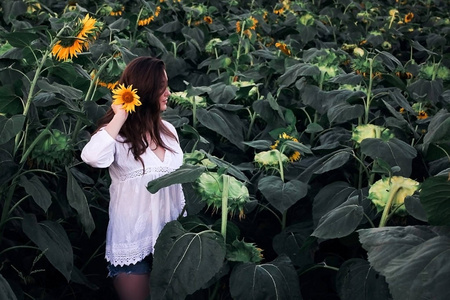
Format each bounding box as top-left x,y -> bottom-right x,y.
112,84 -> 142,113
204,16 -> 213,24
51,37 -> 84,61
271,132 -> 301,162
417,110 -> 428,120
275,42 -> 291,55
404,12 -> 414,23
110,5 -> 125,16
77,14 -> 98,46
51,14 -> 99,61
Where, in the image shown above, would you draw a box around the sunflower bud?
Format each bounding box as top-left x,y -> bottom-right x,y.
31,129 -> 73,167
368,176 -> 420,216
351,124 -> 394,145
195,172 -> 249,217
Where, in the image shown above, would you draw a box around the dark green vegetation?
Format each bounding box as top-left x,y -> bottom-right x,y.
0,0 -> 449,299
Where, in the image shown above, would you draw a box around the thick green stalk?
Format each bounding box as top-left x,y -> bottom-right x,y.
379,183 -> 400,227
245,108 -> 256,141
364,58 -> 374,124
192,95 -> 197,129
221,175 -> 230,242
234,20 -> 246,76
277,150 -> 287,230
72,55 -> 115,139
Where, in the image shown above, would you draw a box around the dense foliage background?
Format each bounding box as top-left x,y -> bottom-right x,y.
0,0 -> 449,299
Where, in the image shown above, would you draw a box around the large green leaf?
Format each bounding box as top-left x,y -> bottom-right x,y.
0,32 -> 37,48
419,175 -> 450,226
37,80 -> 83,101
0,274 -> 17,300
312,197 -> 364,239
147,164 -> 206,193
204,152 -> 249,182
196,107 -> 245,150
0,115 -> 25,145
229,255 -> 302,300
156,20 -> 182,33
359,226 -> 450,300
404,195 -> 428,222
336,258 -> 392,300
207,82 -> 238,104
150,220 -> 225,300
65,167 -> 95,237
422,109 -> 450,153
360,138 -> 417,177
272,222 -> 315,268
258,176 -> 308,213
299,148 -> 352,182
22,214 -> 73,281
19,175 -> 52,213
278,62 -> 320,88
327,102 -> 364,124
408,78 -> 443,105
0,147 -> 17,184
312,181 -> 356,227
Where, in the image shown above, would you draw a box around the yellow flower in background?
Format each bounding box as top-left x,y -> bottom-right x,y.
155,6 -> 161,17
112,84 -> 141,113
417,110 -> 428,120
274,7 -> 285,15
248,16 -> 258,30
404,12 -> 414,23
51,14 -> 99,61
275,42 -> 291,55
271,132 -> 301,162
138,16 -> 154,26
110,5 -> 125,16
77,15 -> 98,43
204,16 -> 213,24
236,21 -> 241,33
51,38 -> 83,61
138,6 -> 160,26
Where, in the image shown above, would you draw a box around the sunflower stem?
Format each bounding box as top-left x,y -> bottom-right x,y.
246,109 -> 256,141
379,180 -> 400,227
277,150 -> 287,230
364,58 -> 374,124
14,26 -> 67,156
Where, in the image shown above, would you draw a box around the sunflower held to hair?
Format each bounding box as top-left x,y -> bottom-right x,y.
112,84 -> 142,113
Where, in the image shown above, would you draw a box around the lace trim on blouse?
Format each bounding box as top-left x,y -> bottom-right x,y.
106,236 -> 154,266
119,166 -> 176,181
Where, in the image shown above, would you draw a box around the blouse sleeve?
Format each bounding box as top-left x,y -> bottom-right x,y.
81,129 -> 116,168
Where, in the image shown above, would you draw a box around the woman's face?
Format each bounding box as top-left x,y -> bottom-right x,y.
159,70 -> 170,111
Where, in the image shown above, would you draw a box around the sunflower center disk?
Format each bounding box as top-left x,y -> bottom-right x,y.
122,92 -> 134,103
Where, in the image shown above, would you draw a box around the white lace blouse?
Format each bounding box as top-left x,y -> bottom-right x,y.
81,121 -> 185,266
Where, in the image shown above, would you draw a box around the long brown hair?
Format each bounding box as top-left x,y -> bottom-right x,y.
96,56 -> 178,167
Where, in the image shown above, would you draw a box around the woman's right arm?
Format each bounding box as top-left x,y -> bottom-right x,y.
81,104 -> 127,168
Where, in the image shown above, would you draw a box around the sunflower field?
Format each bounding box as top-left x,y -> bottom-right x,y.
1,0 -> 449,299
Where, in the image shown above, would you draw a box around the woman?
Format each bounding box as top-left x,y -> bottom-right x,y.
81,56 -> 185,300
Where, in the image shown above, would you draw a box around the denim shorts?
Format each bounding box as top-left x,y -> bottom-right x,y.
107,255 -> 153,277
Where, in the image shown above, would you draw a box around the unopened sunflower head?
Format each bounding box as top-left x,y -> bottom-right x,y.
351,124 -> 394,145
112,84 -> 142,113
368,176 -> 420,216
170,91 -> 206,109
254,149 -> 289,170
195,172 -> 250,218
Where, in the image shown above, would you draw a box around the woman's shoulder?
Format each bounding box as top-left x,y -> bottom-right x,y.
162,119 -> 176,133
